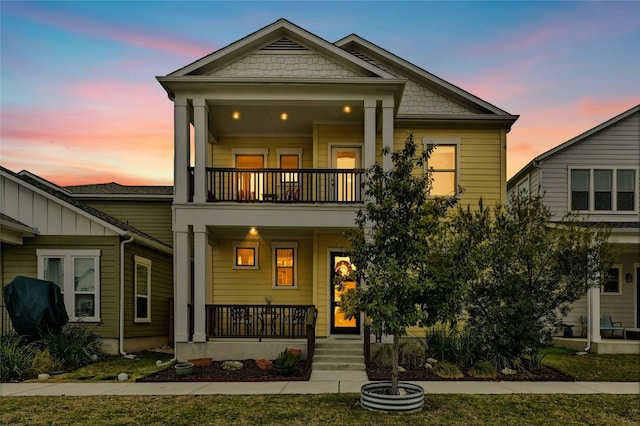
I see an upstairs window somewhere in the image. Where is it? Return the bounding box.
[37,249,101,322]
[570,168,636,212]
[424,138,460,196]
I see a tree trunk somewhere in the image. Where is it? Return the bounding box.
[391,334,399,395]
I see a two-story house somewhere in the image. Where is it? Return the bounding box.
[508,105,640,351]
[157,19,518,362]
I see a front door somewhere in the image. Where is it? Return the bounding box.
[330,252,360,335]
[636,266,640,328]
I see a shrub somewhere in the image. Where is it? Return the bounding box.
[0,334,36,381]
[43,324,103,369]
[32,347,64,374]
[433,361,464,378]
[398,340,426,368]
[274,348,298,369]
[424,325,475,367]
[468,360,497,378]
[371,344,393,368]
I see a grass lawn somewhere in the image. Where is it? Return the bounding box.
[542,347,640,382]
[1,394,639,425]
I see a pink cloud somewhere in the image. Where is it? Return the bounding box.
[10,4,215,57]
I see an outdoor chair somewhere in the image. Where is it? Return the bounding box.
[579,315,588,337]
[285,307,307,337]
[230,306,253,335]
[600,314,624,338]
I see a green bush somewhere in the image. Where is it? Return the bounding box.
[424,325,475,367]
[468,360,497,378]
[399,340,426,368]
[42,325,103,369]
[433,361,464,378]
[274,348,298,369]
[0,334,36,381]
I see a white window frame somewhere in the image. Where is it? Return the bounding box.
[37,249,101,322]
[271,241,298,289]
[568,167,638,213]
[134,255,152,323]
[232,241,260,270]
[423,138,461,197]
[602,264,622,295]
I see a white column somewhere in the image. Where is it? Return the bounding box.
[193,98,209,204]
[174,96,190,203]
[382,97,394,171]
[589,286,601,343]
[192,224,210,342]
[364,98,376,169]
[174,229,191,342]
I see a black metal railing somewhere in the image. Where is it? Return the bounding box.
[205,304,315,341]
[189,168,364,204]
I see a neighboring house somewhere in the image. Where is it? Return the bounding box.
[0,166,174,354]
[507,105,640,347]
[156,19,518,361]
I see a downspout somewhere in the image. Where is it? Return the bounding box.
[119,236,135,356]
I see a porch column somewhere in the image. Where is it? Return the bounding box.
[174,228,191,342]
[174,96,190,203]
[588,286,602,343]
[364,98,376,169]
[382,97,394,172]
[193,98,209,204]
[192,224,210,342]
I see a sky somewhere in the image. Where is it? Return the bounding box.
[1,1,639,186]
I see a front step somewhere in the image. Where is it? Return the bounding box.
[312,339,366,371]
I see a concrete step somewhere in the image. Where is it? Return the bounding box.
[312,338,366,371]
[312,361,366,371]
[314,348,363,356]
[313,354,365,364]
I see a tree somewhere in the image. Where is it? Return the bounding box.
[451,192,613,370]
[340,132,466,394]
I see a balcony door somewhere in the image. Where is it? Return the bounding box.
[236,154,264,201]
[330,252,360,335]
[330,146,361,202]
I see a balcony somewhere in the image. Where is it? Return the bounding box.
[189,168,364,204]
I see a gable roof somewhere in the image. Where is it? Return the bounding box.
[1,167,172,253]
[508,104,640,187]
[65,182,173,199]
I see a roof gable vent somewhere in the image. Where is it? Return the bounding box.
[262,37,308,51]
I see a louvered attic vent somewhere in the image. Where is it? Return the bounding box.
[348,49,375,64]
[261,37,308,50]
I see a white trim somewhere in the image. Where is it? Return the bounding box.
[271,241,298,289]
[276,148,303,167]
[36,249,101,322]
[423,138,461,196]
[634,263,640,328]
[232,241,260,269]
[568,167,638,213]
[133,255,152,323]
[231,148,269,167]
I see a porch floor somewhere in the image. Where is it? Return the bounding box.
[552,337,640,354]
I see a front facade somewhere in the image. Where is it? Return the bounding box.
[508,105,640,348]
[158,19,518,361]
[0,167,174,354]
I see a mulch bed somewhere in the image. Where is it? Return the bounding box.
[367,364,575,382]
[138,359,573,382]
[137,359,311,382]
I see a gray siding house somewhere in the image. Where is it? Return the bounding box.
[508,105,640,349]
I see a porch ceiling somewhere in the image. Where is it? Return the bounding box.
[207,100,364,137]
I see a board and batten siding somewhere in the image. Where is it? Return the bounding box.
[538,111,640,220]
[0,235,121,338]
[122,243,173,339]
[83,200,173,246]
[0,175,120,237]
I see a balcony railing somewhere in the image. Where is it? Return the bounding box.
[189,168,364,203]
[205,304,316,340]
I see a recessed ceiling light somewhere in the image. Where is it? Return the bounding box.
[249,227,258,235]
[343,105,352,114]
[232,111,240,120]
[280,112,288,121]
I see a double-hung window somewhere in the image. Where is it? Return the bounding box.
[272,242,298,288]
[134,256,152,323]
[424,138,460,196]
[570,168,636,212]
[37,249,101,322]
[602,266,622,294]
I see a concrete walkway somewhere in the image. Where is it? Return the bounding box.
[1,371,638,397]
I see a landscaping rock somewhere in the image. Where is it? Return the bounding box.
[221,360,244,371]
[501,367,517,375]
[425,363,433,369]
[398,366,406,373]
[427,358,438,364]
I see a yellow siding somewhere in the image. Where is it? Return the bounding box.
[211,137,313,168]
[314,124,364,168]
[211,237,313,306]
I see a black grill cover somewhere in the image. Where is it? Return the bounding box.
[3,276,69,339]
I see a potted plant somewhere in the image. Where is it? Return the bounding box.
[273,348,298,375]
[174,362,194,376]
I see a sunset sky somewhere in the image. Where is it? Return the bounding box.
[1,1,639,186]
